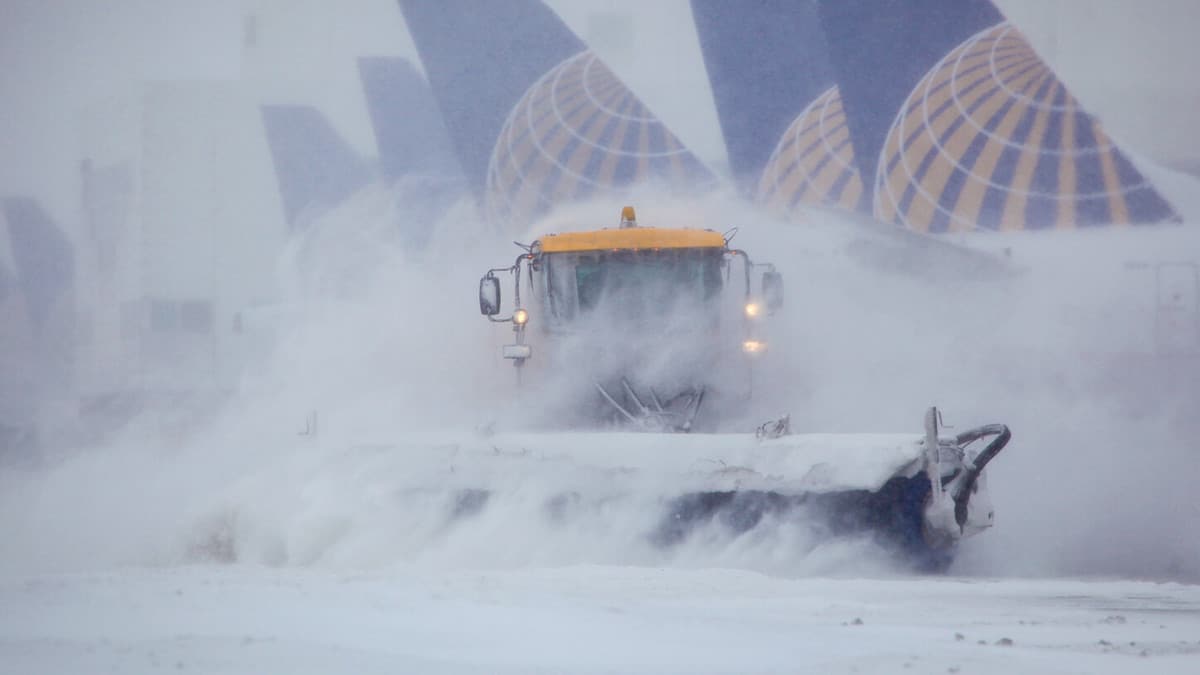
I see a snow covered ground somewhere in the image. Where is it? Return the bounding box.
[3,566,1199,674]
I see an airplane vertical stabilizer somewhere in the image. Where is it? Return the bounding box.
[818,0,1178,231]
[399,0,583,198]
[399,0,714,231]
[691,1,875,217]
[690,0,833,188]
[357,56,461,182]
[260,105,371,229]
[1,197,75,433]
[0,197,74,333]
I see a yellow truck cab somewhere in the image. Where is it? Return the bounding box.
[478,206,781,430]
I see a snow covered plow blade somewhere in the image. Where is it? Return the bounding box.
[656,408,1010,568]
[394,408,1008,570]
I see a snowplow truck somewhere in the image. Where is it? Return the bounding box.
[475,207,1010,569]
[479,205,779,431]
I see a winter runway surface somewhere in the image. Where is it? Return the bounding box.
[2,566,1198,674]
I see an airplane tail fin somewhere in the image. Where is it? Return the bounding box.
[691,0,1179,229]
[0,197,75,332]
[356,56,461,181]
[259,105,371,228]
[690,0,835,188]
[399,0,714,230]
[398,0,583,197]
[817,0,1179,230]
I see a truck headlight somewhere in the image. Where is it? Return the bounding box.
[744,301,762,319]
[513,308,529,325]
[742,339,766,354]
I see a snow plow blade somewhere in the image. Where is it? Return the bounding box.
[428,431,930,494]
[385,408,1008,570]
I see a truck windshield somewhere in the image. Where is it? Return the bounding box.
[546,249,723,320]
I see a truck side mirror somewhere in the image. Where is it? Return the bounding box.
[762,271,783,313]
[479,275,501,316]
